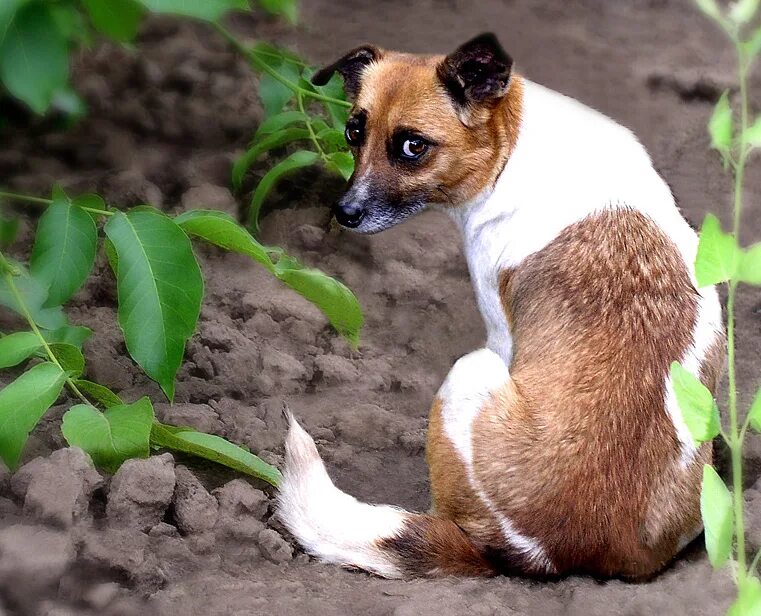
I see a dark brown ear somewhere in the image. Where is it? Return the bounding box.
[311,45,381,99]
[437,33,513,108]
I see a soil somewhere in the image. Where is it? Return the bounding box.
[0,0,760,614]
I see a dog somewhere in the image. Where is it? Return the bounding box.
[275,33,726,580]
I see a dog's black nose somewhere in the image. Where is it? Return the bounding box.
[334,203,365,228]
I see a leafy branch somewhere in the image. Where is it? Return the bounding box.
[673,1,761,612]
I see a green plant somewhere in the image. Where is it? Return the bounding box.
[0,185,361,485]
[0,0,295,115]
[217,29,354,230]
[671,0,761,612]
[0,0,363,484]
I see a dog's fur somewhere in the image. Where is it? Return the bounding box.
[276,33,725,579]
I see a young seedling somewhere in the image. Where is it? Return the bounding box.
[673,1,761,612]
[0,186,361,485]
[215,28,354,230]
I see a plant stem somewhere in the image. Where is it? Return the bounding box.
[0,191,51,206]
[0,190,113,217]
[727,38,751,581]
[3,270,91,405]
[212,22,352,109]
[298,92,330,165]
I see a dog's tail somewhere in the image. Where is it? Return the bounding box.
[275,414,494,578]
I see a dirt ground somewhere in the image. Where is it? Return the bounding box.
[1,0,760,614]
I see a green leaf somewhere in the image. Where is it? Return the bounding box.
[0,0,25,46]
[73,380,123,408]
[0,263,67,329]
[327,151,354,181]
[696,0,724,20]
[82,0,144,42]
[739,243,761,285]
[255,110,307,137]
[709,91,733,153]
[175,209,273,269]
[177,210,364,343]
[748,386,761,432]
[0,214,19,248]
[48,343,85,378]
[134,0,246,21]
[309,70,350,128]
[150,422,282,486]
[670,361,720,443]
[249,150,319,230]
[41,325,92,348]
[0,332,41,368]
[0,362,66,469]
[0,3,69,113]
[232,128,311,190]
[257,61,301,118]
[730,0,760,23]
[30,188,98,307]
[62,398,153,472]
[274,255,363,346]
[729,576,761,616]
[104,209,203,400]
[695,214,741,286]
[257,0,297,22]
[701,464,733,569]
[745,26,761,57]
[745,116,761,148]
[317,127,349,153]
[73,193,109,219]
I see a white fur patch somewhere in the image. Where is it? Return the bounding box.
[666,286,724,465]
[276,415,406,578]
[438,349,555,573]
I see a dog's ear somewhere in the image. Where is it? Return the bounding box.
[437,33,513,119]
[311,45,382,99]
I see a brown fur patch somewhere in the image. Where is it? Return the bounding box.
[461,208,720,578]
[427,399,503,544]
[351,56,523,207]
[377,513,495,577]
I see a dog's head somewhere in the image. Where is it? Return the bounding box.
[312,33,521,234]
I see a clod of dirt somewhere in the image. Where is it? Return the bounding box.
[149,522,181,538]
[180,184,238,217]
[100,168,163,209]
[173,466,218,535]
[154,402,222,435]
[12,448,103,529]
[257,528,293,563]
[80,527,149,577]
[313,354,360,386]
[0,525,75,607]
[213,479,268,541]
[107,454,176,531]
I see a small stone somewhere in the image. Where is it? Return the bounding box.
[173,466,218,534]
[107,454,176,531]
[181,184,238,217]
[257,528,293,563]
[10,457,48,500]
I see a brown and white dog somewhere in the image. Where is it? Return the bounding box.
[276,33,726,580]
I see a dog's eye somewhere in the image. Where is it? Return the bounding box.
[345,126,363,146]
[401,138,428,160]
